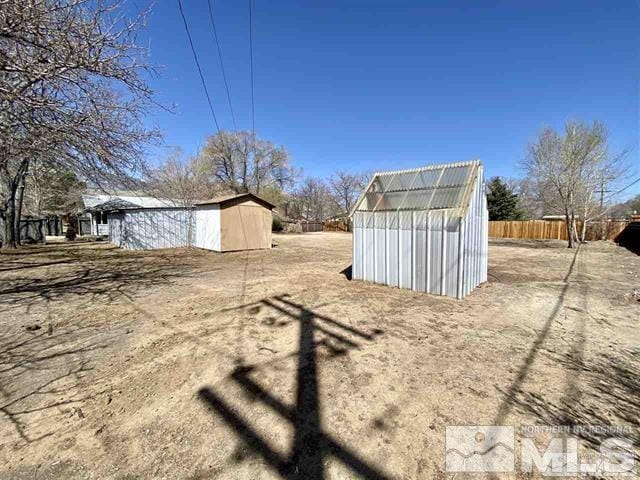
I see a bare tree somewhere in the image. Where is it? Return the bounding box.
[146,149,215,209]
[200,131,295,195]
[506,178,544,220]
[609,194,640,219]
[145,149,219,247]
[328,171,366,216]
[0,0,160,248]
[292,177,332,222]
[524,121,627,247]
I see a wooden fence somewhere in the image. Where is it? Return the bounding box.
[0,217,47,246]
[281,220,324,233]
[489,220,629,241]
[323,219,350,232]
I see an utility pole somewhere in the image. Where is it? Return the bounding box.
[595,176,611,241]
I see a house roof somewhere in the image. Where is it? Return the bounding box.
[82,191,178,210]
[88,198,142,211]
[350,160,481,217]
[195,192,275,209]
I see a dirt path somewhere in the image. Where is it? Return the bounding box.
[0,234,638,479]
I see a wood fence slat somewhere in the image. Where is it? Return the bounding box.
[488,219,628,241]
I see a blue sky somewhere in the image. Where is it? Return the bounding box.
[136,0,639,199]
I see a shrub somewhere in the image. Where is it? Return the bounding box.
[65,225,77,241]
[284,222,303,234]
[272,217,283,232]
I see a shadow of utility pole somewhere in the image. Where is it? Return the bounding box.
[198,294,390,480]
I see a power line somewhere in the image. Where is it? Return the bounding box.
[177,0,220,133]
[206,0,237,131]
[606,176,640,200]
[248,0,255,139]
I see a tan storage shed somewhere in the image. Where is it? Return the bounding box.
[195,193,274,252]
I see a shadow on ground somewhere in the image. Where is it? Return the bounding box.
[198,294,389,479]
[491,244,639,471]
[340,265,352,281]
[489,238,568,250]
[0,243,201,309]
[509,349,640,461]
[0,324,129,443]
[491,246,582,427]
[0,242,202,443]
[615,222,640,256]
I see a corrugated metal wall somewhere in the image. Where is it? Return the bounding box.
[352,168,488,299]
[108,208,194,250]
[461,169,488,297]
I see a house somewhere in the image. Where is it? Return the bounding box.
[349,160,488,299]
[81,190,178,236]
[93,191,274,252]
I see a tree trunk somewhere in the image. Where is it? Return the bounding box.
[571,215,580,245]
[564,211,574,248]
[14,171,27,246]
[2,189,17,249]
[580,218,587,243]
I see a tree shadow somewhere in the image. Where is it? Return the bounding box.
[0,242,203,443]
[492,245,581,425]
[507,349,640,462]
[0,241,113,257]
[197,294,389,479]
[0,259,76,273]
[0,243,201,310]
[489,238,567,250]
[0,324,129,444]
[490,244,639,473]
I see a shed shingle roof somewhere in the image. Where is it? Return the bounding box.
[195,192,275,209]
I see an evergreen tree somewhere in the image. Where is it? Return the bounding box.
[487,177,524,220]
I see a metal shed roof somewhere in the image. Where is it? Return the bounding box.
[350,160,480,217]
[195,192,275,209]
[82,191,178,210]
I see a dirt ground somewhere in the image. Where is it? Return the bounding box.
[0,233,638,479]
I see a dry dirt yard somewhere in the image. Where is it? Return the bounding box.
[0,232,638,479]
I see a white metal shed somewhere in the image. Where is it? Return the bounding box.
[350,160,488,299]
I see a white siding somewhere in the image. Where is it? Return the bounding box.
[351,165,488,299]
[462,169,489,296]
[387,212,399,287]
[353,212,363,281]
[374,212,386,284]
[108,213,124,247]
[363,212,375,282]
[108,208,194,250]
[195,205,221,251]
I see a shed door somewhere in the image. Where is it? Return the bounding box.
[195,206,221,251]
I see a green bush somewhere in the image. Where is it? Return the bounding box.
[272,217,283,232]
